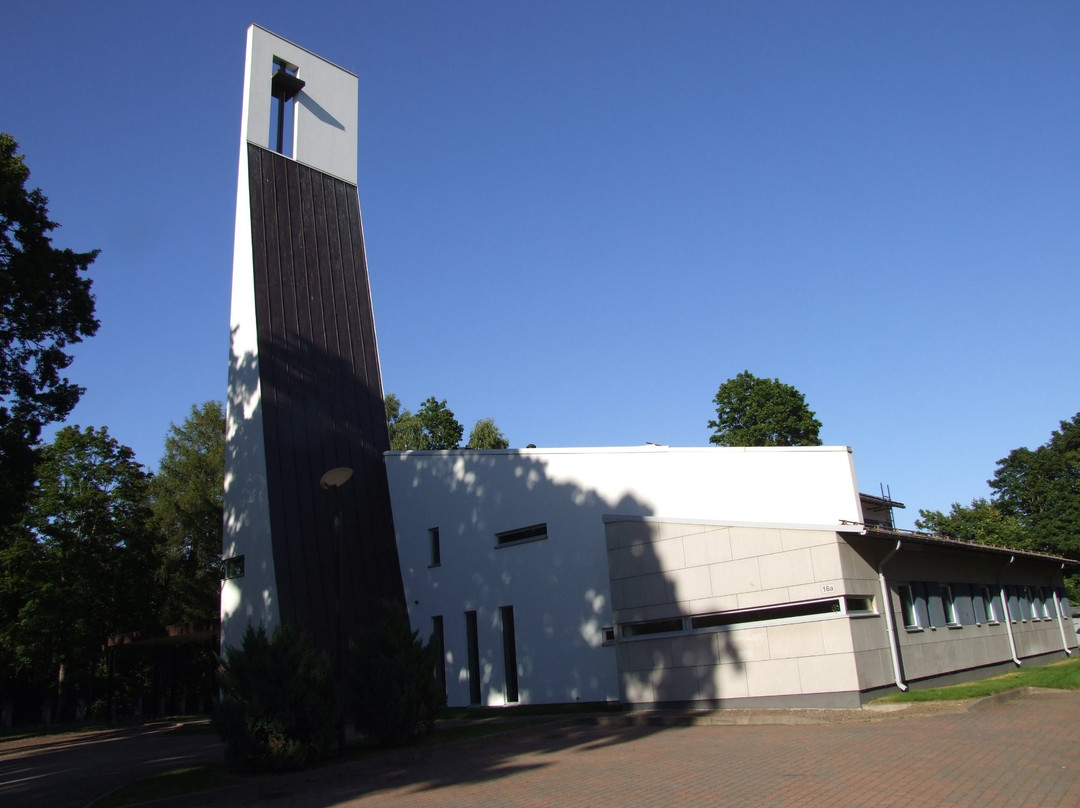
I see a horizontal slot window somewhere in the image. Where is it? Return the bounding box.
[496,523,548,547]
[690,599,841,630]
[621,618,685,637]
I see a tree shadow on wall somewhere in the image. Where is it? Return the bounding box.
[389,447,744,712]
[226,329,748,799]
[224,325,404,669]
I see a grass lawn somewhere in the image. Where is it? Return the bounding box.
[870,655,1080,704]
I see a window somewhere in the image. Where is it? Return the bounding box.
[602,626,616,644]
[428,527,441,567]
[953,583,976,625]
[1002,591,1019,622]
[899,585,920,629]
[223,555,245,579]
[981,586,997,622]
[465,610,481,705]
[501,606,519,703]
[1039,587,1055,619]
[495,523,548,547]
[270,57,304,156]
[973,586,988,624]
[844,596,874,614]
[1007,587,1021,622]
[689,599,841,631]
[1019,587,1033,621]
[622,618,685,637]
[940,584,959,626]
[619,597,869,641]
[432,616,446,698]
[927,585,947,628]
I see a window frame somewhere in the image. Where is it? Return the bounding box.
[940,583,960,627]
[495,522,548,548]
[898,584,921,630]
[982,585,1000,624]
[428,526,441,567]
[223,555,245,580]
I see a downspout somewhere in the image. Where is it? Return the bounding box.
[1053,563,1074,656]
[877,539,908,691]
[999,555,1022,667]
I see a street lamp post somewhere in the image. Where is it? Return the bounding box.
[320,466,353,756]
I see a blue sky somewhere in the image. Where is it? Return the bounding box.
[4,2,1077,528]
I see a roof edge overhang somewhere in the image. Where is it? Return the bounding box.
[857,525,1077,566]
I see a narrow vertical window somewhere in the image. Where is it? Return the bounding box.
[1007,587,1020,622]
[983,586,999,623]
[431,615,446,698]
[429,527,441,567]
[898,585,919,629]
[927,584,946,628]
[465,610,481,705]
[270,57,304,157]
[501,605,519,703]
[953,583,975,625]
[1040,587,1055,619]
[973,586,988,624]
[912,582,931,628]
[940,584,958,626]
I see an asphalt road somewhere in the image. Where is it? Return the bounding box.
[0,721,223,808]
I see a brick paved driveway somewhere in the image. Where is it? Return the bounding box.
[156,689,1079,808]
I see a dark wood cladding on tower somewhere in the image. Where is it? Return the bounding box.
[247,143,404,657]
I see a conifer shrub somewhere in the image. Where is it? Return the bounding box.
[214,624,340,772]
[350,601,446,747]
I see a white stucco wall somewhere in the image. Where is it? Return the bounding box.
[385,445,863,707]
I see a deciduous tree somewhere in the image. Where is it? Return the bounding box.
[384,394,463,450]
[150,401,225,624]
[916,413,1080,602]
[915,498,1025,549]
[990,413,1080,562]
[0,134,99,527]
[708,371,822,447]
[467,417,509,449]
[13,426,157,717]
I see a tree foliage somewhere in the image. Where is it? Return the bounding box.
[150,401,225,624]
[467,417,510,449]
[215,624,340,772]
[0,404,228,724]
[349,601,444,747]
[0,133,99,527]
[3,426,157,715]
[916,413,1080,601]
[707,371,822,447]
[386,393,509,451]
[990,413,1080,561]
[914,498,1025,549]
[385,394,464,450]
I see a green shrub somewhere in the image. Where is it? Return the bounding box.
[350,601,446,747]
[214,624,340,772]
